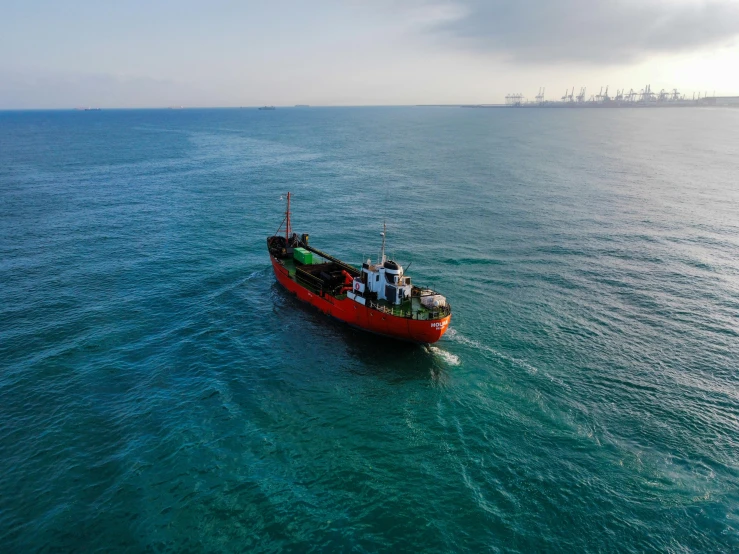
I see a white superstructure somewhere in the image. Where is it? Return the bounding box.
[354,259,412,306]
[347,222,447,310]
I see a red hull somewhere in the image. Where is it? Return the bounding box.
[270,256,451,344]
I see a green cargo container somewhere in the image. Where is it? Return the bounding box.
[293,247,313,265]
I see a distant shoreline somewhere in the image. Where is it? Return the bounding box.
[1,104,737,112]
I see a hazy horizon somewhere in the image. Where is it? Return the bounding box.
[3,0,739,109]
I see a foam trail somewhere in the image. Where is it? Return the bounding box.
[428,346,461,366]
[445,329,537,374]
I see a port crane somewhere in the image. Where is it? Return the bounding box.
[505,93,524,106]
[640,85,656,102]
[517,83,707,107]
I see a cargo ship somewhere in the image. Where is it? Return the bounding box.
[267,193,452,343]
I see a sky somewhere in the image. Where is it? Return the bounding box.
[1,0,739,108]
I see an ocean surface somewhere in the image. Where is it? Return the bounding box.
[1,106,738,553]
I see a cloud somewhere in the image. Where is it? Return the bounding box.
[422,0,739,64]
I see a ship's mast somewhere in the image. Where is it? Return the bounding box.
[285,192,291,241]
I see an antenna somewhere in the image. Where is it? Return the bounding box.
[379,221,387,264]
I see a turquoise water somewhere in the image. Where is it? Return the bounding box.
[1,107,738,552]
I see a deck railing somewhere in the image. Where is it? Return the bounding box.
[366,300,451,320]
[293,264,452,320]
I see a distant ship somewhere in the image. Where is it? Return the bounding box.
[294,104,310,108]
[267,193,452,343]
[258,106,276,110]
